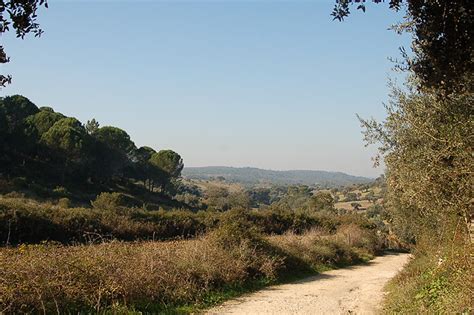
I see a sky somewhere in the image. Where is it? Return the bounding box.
[1,0,411,178]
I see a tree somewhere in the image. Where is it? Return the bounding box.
[41,117,89,156]
[228,191,251,210]
[85,118,99,135]
[345,192,358,202]
[248,188,271,207]
[0,95,39,133]
[333,1,473,95]
[309,191,335,211]
[365,191,377,204]
[206,186,230,211]
[92,126,136,179]
[133,146,157,191]
[41,117,91,181]
[360,84,473,242]
[135,146,156,162]
[0,95,39,165]
[149,150,184,178]
[1,0,48,87]
[94,126,136,157]
[148,150,183,194]
[25,107,65,135]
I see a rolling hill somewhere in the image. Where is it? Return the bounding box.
[182,166,373,187]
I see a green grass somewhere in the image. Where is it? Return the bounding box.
[383,242,473,314]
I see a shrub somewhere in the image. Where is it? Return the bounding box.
[57,197,71,208]
[91,192,141,211]
[53,186,69,197]
[3,191,25,199]
[0,226,379,314]
[0,195,380,246]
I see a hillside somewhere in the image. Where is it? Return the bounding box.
[182,166,372,187]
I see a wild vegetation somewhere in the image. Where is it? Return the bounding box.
[0,102,392,313]
[0,209,382,313]
[338,1,474,313]
[0,144,393,313]
[0,95,185,208]
[1,0,472,313]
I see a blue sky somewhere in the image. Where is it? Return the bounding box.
[2,1,410,177]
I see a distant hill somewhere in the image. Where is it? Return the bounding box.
[182,166,372,187]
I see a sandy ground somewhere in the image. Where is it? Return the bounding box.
[206,253,410,315]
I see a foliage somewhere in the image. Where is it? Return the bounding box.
[25,107,64,135]
[0,195,380,245]
[350,1,474,309]
[333,1,473,95]
[0,224,379,313]
[308,191,335,211]
[0,95,184,200]
[149,149,184,178]
[41,117,90,158]
[360,85,473,245]
[0,0,48,87]
[384,242,473,313]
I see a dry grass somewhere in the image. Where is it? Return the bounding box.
[0,222,380,313]
[269,224,379,268]
[0,237,273,313]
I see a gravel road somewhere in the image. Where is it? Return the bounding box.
[206,253,410,315]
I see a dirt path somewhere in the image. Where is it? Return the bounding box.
[206,253,410,315]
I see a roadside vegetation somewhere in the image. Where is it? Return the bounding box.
[0,1,472,313]
[1,209,382,313]
[343,1,473,313]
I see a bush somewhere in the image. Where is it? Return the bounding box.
[0,226,379,313]
[57,197,71,208]
[91,192,141,211]
[0,195,380,246]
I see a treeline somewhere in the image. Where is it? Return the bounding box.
[0,95,183,196]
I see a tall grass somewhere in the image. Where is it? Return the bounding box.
[0,214,380,313]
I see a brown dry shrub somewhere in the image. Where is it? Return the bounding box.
[0,229,286,313]
[334,223,381,252]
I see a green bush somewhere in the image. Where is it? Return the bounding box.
[91,192,141,211]
[0,195,380,246]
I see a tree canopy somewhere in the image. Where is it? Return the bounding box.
[0,95,184,196]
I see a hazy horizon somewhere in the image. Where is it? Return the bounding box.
[183,164,376,178]
[3,1,410,177]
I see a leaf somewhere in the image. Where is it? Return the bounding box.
[357,5,366,13]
